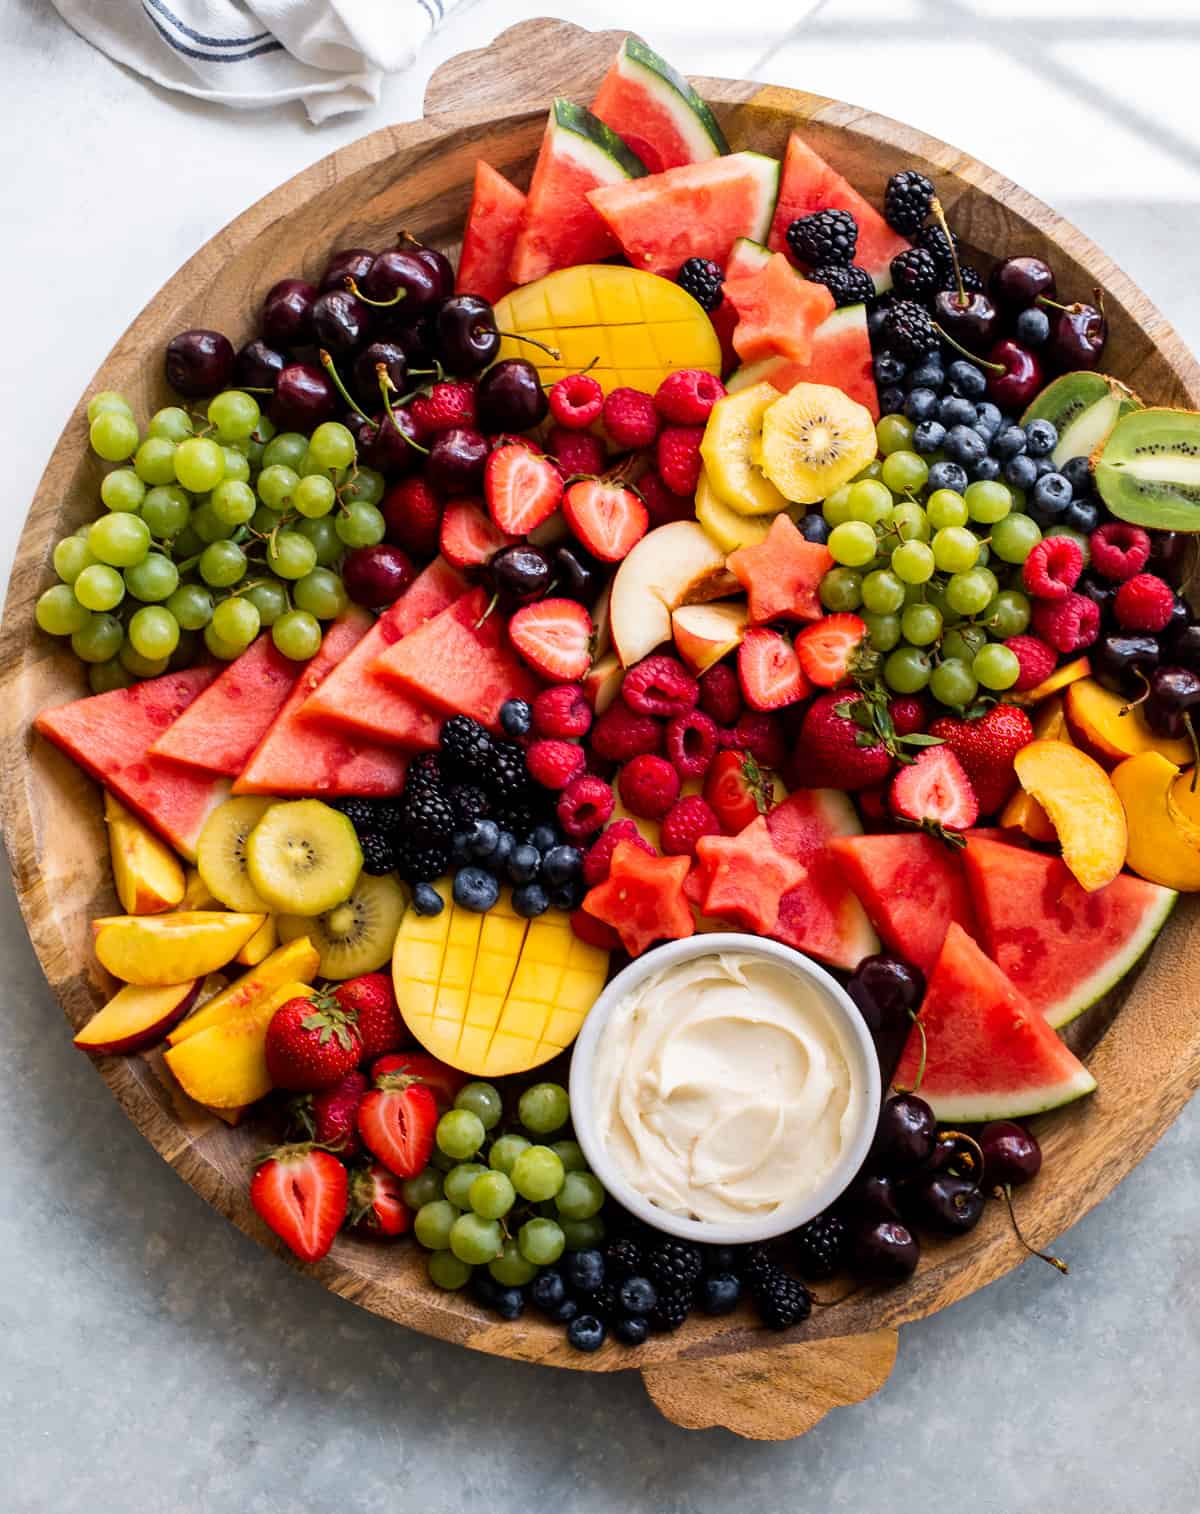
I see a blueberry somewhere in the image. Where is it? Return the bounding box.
[927,460,969,495]
[499,698,532,739]
[542,844,583,885]
[796,512,830,544]
[1003,454,1039,491]
[488,829,515,874]
[913,419,947,455]
[1015,307,1050,346]
[618,1276,658,1316]
[1024,418,1058,457]
[867,303,891,342]
[969,456,1002,483]
[992,425,1028,461]
[1034,455,1056,478]
[612,1315,649,1346]
[947,360,987,399]
[1064,498,1100,534]
[450,830,472,865]
[1062,456,1092,494]
[1032,471,1072,516]
[566,1314,606,1352]
[903,386,939,422]
[453,867,500,912]
[512,881,550,918]
[531,1269,566,1311]
[944,424,987,466]
[908,357,944,390]
[493,1286,526,1321]
[702,1245,742,1274]
[879,385,905,415]
[467,817,500,859]
[412,882,445,916]
[874,353,907,387]
[699,1273,742,1316]
[974,401,1003,439]
[565,1248,605,1294]
[529,824,558,853]
[549,880,584,911]
[508,842,541,883]
[548,1295,580,1323]
[938,394,977,428]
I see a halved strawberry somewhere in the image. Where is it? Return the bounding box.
[889,745,979,832]
[249,1144,348,1263]
[703,747,774,833]
[349,1162,411,1237]
[370,1050,467,1111]
[793,613,868,688]
[439,499,517,570]
[562,479,648,563]
[485,444,564,535]
[737,627,810,711]
[509,597,593,681]
[357,1078,438,1178]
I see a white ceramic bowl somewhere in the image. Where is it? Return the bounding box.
[569,933,882,1245]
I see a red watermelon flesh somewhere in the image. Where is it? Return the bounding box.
[590,36,728,174]
[148,635,301,775]
[730,304,880,419]
[35,667,229,860]
[893,923,1096,1122]
[709,239,770,374]
[767,132,910,292]
[724,252,835,365]
[828,832,976,976]
[457,161,526,304]
[763,789,880,970]
[371,587,541,733]
[234,609,408,798]
[962,836,1177,1030]
[300,558,465,749]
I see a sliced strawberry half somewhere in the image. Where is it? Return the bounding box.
[439,499,517,570]
[370,1050,467,1111]
[737,627,810,711]
[794,613,868,688]
[509,597,593,681]
[889,745,979,833]
[350,1162,411,1237]
[562,479,648,563]
[249,1144,348,1263]
[485,443,564,535]
[356,1079,438,1178]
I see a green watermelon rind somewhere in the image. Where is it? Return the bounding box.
[551,97,647,182]
[1040,884,1177,1030]
[618,37,729,160]
[920,1063,1098,1125]
[725,236,771,280]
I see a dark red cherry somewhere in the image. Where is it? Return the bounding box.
[1044,299,1106,370]
[358,407,424,475]
[1167,623,1200,672]
[342,544,416,608]
[846,954,925,1085]
[989,255,1056,309]
[233,339,285,392]
[839,1172,902,1223]
[932,289,998,348]
[363,250,440,316]
[261,278,317,348]
[312,289,371,355]
[984,339,1043,411]
[979,1121,1042,1188]
[352,341,410,412]
[436,294,500,375]
[847,1218,919,1284]
[551,541,604,605]
[1092,633,1160,697]
[410,244,454,298]
[476,358,549,433]
[870,1093,937,1176]
[905,1173,985,1235]
[427,426,490,495]
[270,362,337,430]
[1148,528,1189,587]
[165,329,234,397]
[320,247,376,293]
[488,544,552,606]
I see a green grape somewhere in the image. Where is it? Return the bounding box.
[861,569,906,615]
[87,391,133,423]
[900,602,943,646]
[251,504,283,535]
[53,535,96,584]
[90,410,139,462]
[254,415,276,443]
[128,605,180,660]
[199,540,248,588]
[75,563,125,612]
[819,567,863,612]
[175,436,226,493]
[267,531,319,580]
[335,501,386,549]
[862,610,901,652]
[517,1217,565,1267]
[828,520,877,569]
[964,479,1013,525]
[220,448,252,484]
[244,580,288,627]
[926,488,968,529]
[443,1162,489,1209]
[942,625,987,664]
[133,437,178,486]
[256,464,299,510]
[454,1081,503,1130]
[876,414,915,455]
[932,525,980,574]
[401,1167,443,1209]
[555,1170,604,1220]
[883,645,933,693]
[488,1132,531,1176]
[124,554,179,603]
[560,1216,606,1250]
[551,1140,587,1173]
[855,458,884,482]
[100,468,146,513]
[295,516,343,567]
[437,1108,485,1160]
[427,1250,472,1290]
[36,584,90,636]
[945,569,995,617]
[511,1145,566,1202]
[72,613,123,663]
[204,622,245,660]
[990,512,1042,565]
[209,480,256,527]
[430,1147,457,1173]
[975,567,999,601]
[141,485,191,540]
[293,474,337,519]
[469,1170,516,1221]
[293,568,347,620]
[891,539,935,585]
[983,589,1031,639]
[881,450,929,496]
[167,583,214,630]
[976,542,991,568]
[1046,524,1090,565]
[821,484,854,527]
[207,389,260,442]
[414,1199,460,1250]
[190,503,235,544]
[973,643,1020,691]
[489,1239,538,1287]
[271,609,322,661]
[449,1212,503,1266]
[884,500,930,543]
[211,596,260,649]
[88,657,134,694]
[89,512,151,568]
[930,658,979,708]
[341,467,385,506]
[308,421,357,471]
[261,431,310,471]
[148,406,194,443]
[119,644,169,678]
[846,479,893,526]
[240,436,266,471]
[169,629,200,669]
[518,1082,570,1135]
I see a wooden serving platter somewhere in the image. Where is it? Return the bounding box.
[3,18,1200,1442]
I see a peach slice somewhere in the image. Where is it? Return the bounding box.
[1167,768,1200,849]
[1000,696,1072,843]
[1012,739,1127,892]
[1112,751,1200,891]
[1011,655,1091,706]
[671,600,749,674]
[74,980,201,1056]
[167,934,319,1044]
[104,792,185,915]
[1064,677,1192,768]
[92,910,265,986]
[164,979,315,1108]
[609,520,738,668]
[582,650,623,714]
[180,868,221,910]
[236,914,278,967]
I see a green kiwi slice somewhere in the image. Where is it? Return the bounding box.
[195,796,275,913]
[1021,371,1141,467]
[1093,407,1200,531]
[277,873,408,978]
[245,799,362,916]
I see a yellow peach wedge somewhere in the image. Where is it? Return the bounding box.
[1064,677,1192,768]
[1010,655,1091,706]
[74,980,201,1057]
[1012,740,1127,892]
[166,934,319,1045]
[235,914,278,967]
[1000,696,1072,843]
[164,979,315,1109]
[1166,769,1200,850]
[1112,752,1200,891]
[92,910,265,986]
[180,868,221,911]
[104,792,185,915]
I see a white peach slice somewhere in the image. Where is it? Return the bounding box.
[609,521,738,668]
[671,600,749,674]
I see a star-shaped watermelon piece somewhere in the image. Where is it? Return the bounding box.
[581,841,694,958]
[695,816,808,936]
[726,513,832,625]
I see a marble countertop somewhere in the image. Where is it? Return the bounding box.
[2,1,1198,1508]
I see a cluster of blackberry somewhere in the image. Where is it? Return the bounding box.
[784,207,876,309]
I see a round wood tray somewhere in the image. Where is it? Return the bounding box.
[3,18,1199,1441]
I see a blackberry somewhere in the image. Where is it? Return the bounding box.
[589,1282,620,1320]
[448,783,491,826]
[487,740,531,804]
[889,246,940,300]
[884,169,934,236]
[402,786,455,842]
[676,256,725,313]
[753,1268,812,1331]
[405,753,444,792]
[738,1244,774,1289]
[393,835,450,883]
[916,222,959,277]
[787,208,858,267]
[807,264,875,308]
[791,1214,847,1281]
[884,299,939,361]
[440,715,494,777]
[330,797,380,832]
[359,830,398,876]
[605,1236,644,1281]
[645,1239,703,1293]
[648,1286,691,1334]
[938,264,984,295]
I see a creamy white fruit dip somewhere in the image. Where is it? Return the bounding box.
[591,950,865,1226]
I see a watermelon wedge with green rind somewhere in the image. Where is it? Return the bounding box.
[588,152,781,279]
[457,161,526,304]
[591,35,728,173]
[962,835,1177,1029]
[764,789,880,971]
[727,303,879,419]
[509,98,646,286]
[894,923,1097,1122]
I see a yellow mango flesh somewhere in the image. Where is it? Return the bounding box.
[1113,751,1200,891]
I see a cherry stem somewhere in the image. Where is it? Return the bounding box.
[811,1282,865,1308]
[933,321,1005,374]
[346,276,407,309]
[1118,667,1152,715]
[1185,710,1199,777]
[319,349,370,421]
[492,328,562,360]
[929,196,967,308]
[474,590,500,630]
[935,1129,985,1182]
[994,1184,1069,1274]
[892,1013,927,1095]
[377,366,429,453]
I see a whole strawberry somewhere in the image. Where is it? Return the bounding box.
[333,973,407,1062]
[928,703,1035,815]
[409,380,477,437]
[265,993,363,1092]
[382,477,443,558]
[349,1163,411,1237]
[791,692,894,791]
[293,1069,369,1156]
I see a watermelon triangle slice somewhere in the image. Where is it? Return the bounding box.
[456,161,526,305]
[728,304,880,420]
[590,36,728,173]
[962,835,1177,1029]
[764,789,880,970]
[894,923,1097,1121]
[233,609,409,798]
[34,667,230,860]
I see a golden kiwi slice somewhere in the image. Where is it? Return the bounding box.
[277,873,408,978]
[245,799,362,917]
[758,382,876,503]
[195,796,276,913]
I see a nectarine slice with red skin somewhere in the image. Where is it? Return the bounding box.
[1011,655,1091,706]
[92,911,266,987]
[104,792,185,916]
[1112,751,1200,891]
[1064,677,1192,768]
[164,980,316,1108]
[1012,740,1127,892]
[74,980,201,1057]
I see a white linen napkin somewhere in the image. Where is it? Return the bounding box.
[50,0,459,123]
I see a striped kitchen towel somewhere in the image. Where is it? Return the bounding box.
[50,0,459,123]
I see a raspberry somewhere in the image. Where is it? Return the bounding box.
[532,684,592,740]
[726,711,785,768]
[409,381,477,437]
[603,387,659,450]
[569,907,623,951]
[556,773,615,840]
[661,794,721,858]
[1005,634,1058,692]
[590,702,663,762]
[621,654,699,718]
[654,369,726,425]
[638,470,694,528]
[1090,521,1151,582]
[1031,592,1101,654]
[665,709,719,779]
[618,753,681,820]
[698,663,742,726]
[381,477,442,558]
[1114,572,1175,632]
[583,819,655,887]
[548,426,607,480]
[656,425,705,496]
[548,373,603,430]
[1022,536,1084,601]
[525,739,586,791]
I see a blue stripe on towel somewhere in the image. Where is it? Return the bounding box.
[143,0,271,47]
[142,6,283,61]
